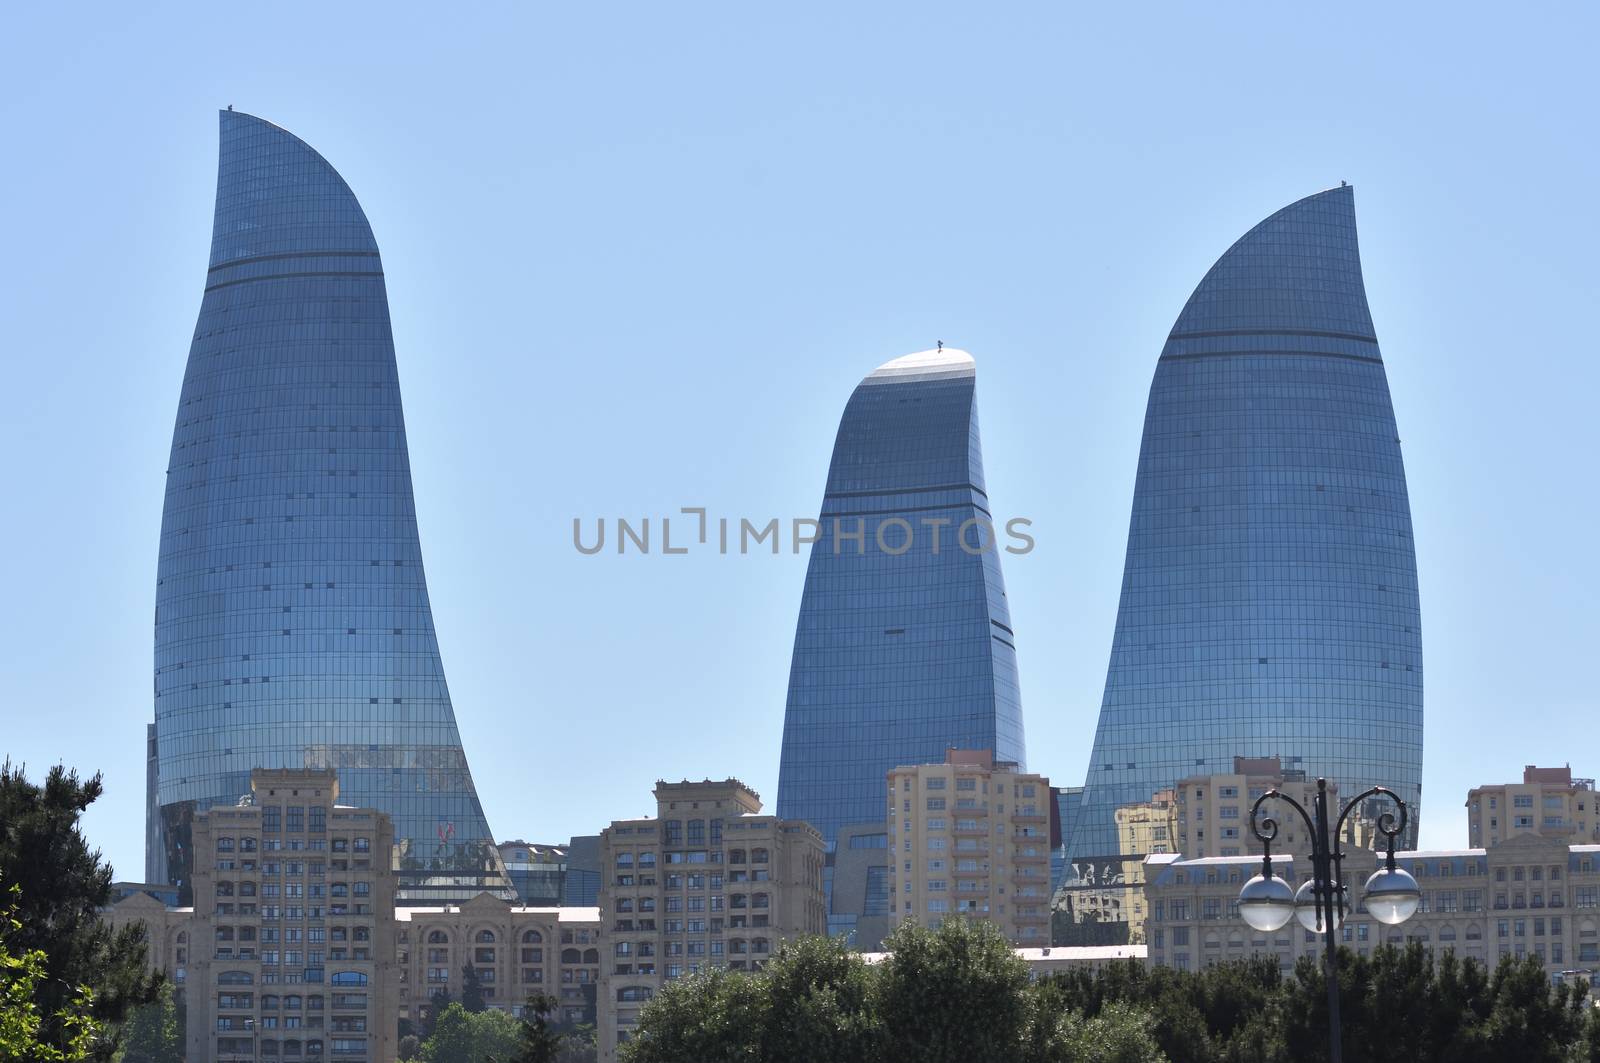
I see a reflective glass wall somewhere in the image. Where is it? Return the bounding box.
[776,348,1027,934]
[149,111,508,903]
[1069,186,1423,868]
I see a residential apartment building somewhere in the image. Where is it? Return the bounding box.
[1468,766,1599,847]
[1173,758,1329,861]
[1056,760,1327,945]
[598,779,826,1060]
[887,750,1054,946]
[110,769,402,1062]
[1143,833,1600,989]
[396,894,601,1028]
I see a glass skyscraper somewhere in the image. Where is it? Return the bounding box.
[776,347,1027,936]
[148,111,509,904]
[1068,185,1423,871]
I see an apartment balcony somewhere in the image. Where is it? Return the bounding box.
[953,883,989,897]
[953,824,989,837]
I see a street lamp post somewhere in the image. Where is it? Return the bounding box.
[1235,779,1421,1063]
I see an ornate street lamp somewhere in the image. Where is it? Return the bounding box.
[1235,778,1420,1063]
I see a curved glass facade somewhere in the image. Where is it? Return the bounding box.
[1069,186,1423,862]
[776,348,1027,856]
[149,111,507,903]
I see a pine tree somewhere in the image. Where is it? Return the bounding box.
[0,761,162,1058]
[460,964,487,1013]
[508,993,565,1063]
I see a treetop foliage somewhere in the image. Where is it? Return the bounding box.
[619,918,1600,1063]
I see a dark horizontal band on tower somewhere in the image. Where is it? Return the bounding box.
[209,250,382,273]
[818,501,994,520]
[1161,348,1384,366]
[824,482,989,501]
[205,271,386,293]
[1168,328,1379,343]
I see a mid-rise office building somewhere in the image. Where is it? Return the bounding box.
[1468,766,1599,847]
[598,779,825,1060]
[149,109,509,905]
[1071,185,1424,877]
[776,347,1028,939]
[496,841,570,906]
[887,750,1053,945]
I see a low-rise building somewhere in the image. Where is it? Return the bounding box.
[1468,766,1600,847]
[1016,943,1147,977]
[597,779,825,1060]
[1142,833,1600,989]
[396,895,601,1028]
[887,750,1054,946]
[496,841,570,906]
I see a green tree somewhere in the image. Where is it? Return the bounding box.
[417,986,453,1041]
[873,918,1033,1062]
[112,982,181,1063]
[757,934,875,1063]
[1031,1001,1169,1063]
[0,762,161,1058]
[1,885,100,1062]
[620,968,766,1063]
[503,993,564,1063]
[397,1033,420,1060]
[460,964,487,1013]
[418,1002,521,1063]
[555,1023,596,1063]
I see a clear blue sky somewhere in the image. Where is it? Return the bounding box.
[2,3,1596,879]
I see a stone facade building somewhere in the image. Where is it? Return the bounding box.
[1468,766,1600,848]
[112,769,401,1062]
[1143,833,1600,989]
[598,779,825,1060]
[886,749,1053,946]
[396,895,601,1028]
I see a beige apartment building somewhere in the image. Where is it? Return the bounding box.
[110,769,401,1063]
[1057,759,1327,944]
[1142,833,1600,989]
[598,779,826,1060]
[1173,757,1330,861]
[887,749,1054,946]
[396,895,601,1029]
[1468,765,1600,848]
